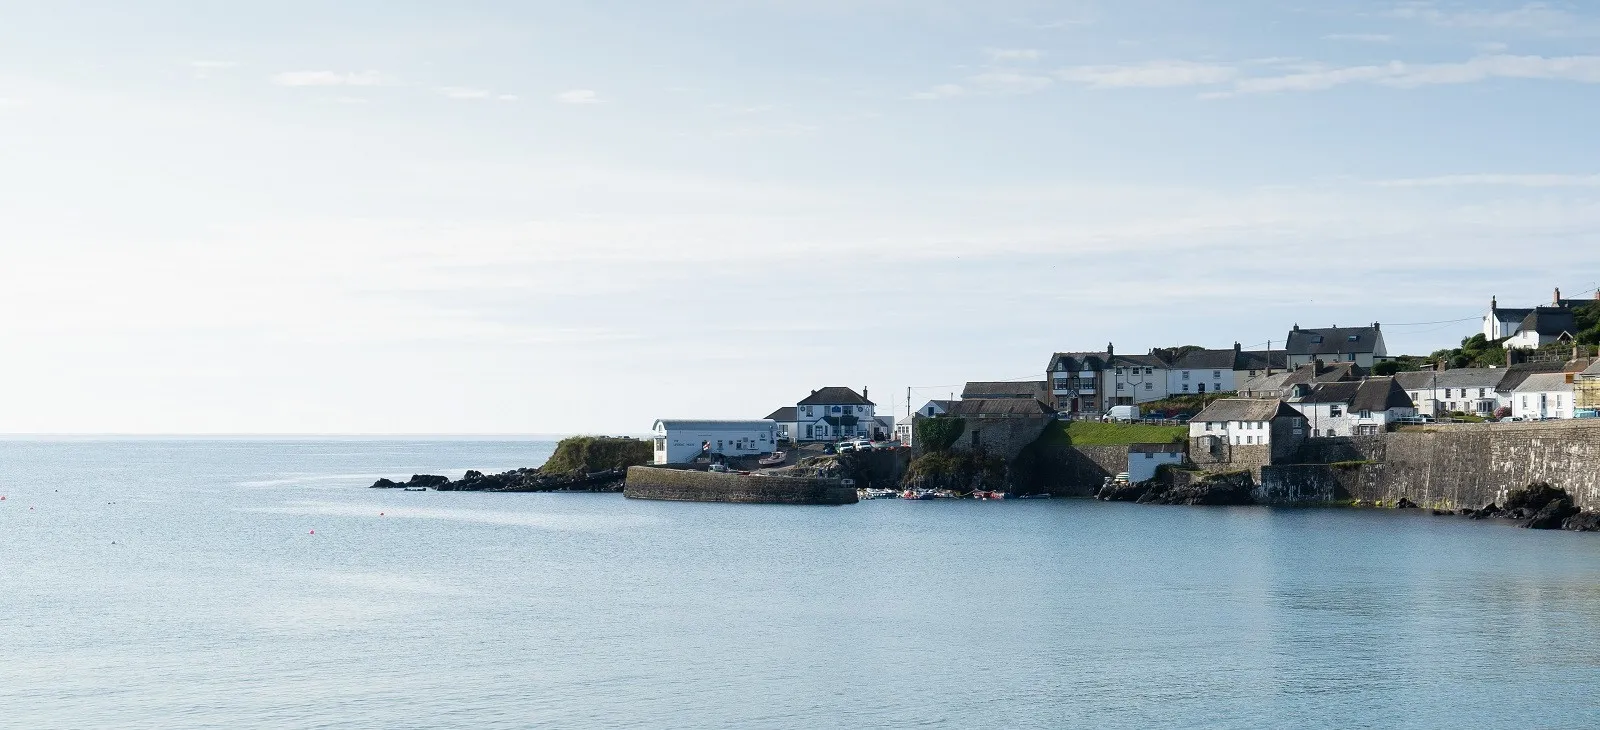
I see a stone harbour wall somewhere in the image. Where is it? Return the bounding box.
[1355,421,1600,511]
[624,466,858,505]
[1033,444,1129,497]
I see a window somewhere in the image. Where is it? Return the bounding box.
[1182,384,1190,392]
[654,437,666,450]
[1348,335,1359,342]
[1144,452,1153,459]
[805,406,814,417]
[805,424,814,438]
[1183,371,1191,380]
[1054,378,1069,391]
[1330,405,1343,417]
[1360,410,1372,419]
[1115,367,1123,375]
[1247,436,1254,444]
[1557,395,1564,406]
[1312,335,1324,344]
[1213,370,1222,379]
[1145,382,1153,390]
[1205,423,1214,431]
[1345,353,1356,361]
[1444,389,1452,398]
[1522,396,1529,408]
[1479,388,1487,397]
[1117,383,1124,391]
[1145,367,1154,375]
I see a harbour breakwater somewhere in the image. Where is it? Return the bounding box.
[623,466,858,505]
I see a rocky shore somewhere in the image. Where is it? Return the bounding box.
[1095,471,1255,506]
[369,436,650,493]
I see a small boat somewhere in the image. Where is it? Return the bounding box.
[758,451,787,467]
[973,490,1008,500]
[403,487,427,492]
[900,488,937,500]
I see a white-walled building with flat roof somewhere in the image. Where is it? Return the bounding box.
[651,420,776,464]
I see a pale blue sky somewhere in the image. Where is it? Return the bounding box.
[2,0,1598,433]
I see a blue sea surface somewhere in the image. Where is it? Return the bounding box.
[2,439,1598,729]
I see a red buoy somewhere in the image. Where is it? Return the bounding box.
[309,529,315,534]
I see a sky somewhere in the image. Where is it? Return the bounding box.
[2,0,1599,434]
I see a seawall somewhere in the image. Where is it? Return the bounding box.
[624,466,858,505]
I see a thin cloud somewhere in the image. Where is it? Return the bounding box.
[1324,33,1395,43]
[1374,173,1600,188]
[986,48,1043,62]
[1056,60,1238,88]
[1213,54,1600,96]
[271,71,391,87]
[440,87,517,101]
[908,83,966,100]
[1388,1,1582,32]
[555,89,602,104]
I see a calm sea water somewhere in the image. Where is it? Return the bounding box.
[2,439,1598,729]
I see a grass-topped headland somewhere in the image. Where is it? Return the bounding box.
[542,436,654,474]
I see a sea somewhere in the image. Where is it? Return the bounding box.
[2,438,1598,729]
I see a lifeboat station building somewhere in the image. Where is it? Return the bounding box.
[651,420,776,465]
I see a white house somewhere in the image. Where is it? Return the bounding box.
[898,400,954,446]
[1394,369,1506,417]
[763,407,799,443]
[1512,373,1575,420]
[1110,353,1170,405]
[1164,347,1240,396]
[1292,378,1415,437]
[1127,443,1185,484]
[651,420,776,464]
[1188,399,1305,448]
[795,387,875,442]
[1486,289,1589,348]
[1284,324,1389,369]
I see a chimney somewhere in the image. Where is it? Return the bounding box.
[863,386,869,400]
[1373,322,1380,330]
[1437,357,1449,372]
[1313,358,1325,375]
[1491,295,1498,312]
[1293,323,1300,332]
[1107,342,1115,358]
[1555,287,1562,305]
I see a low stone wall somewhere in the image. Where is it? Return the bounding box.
[1294,436,1386,465]
[624,466,858,505]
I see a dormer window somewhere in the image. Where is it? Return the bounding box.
[1347,335,1359,342]
[1311,335,1324,344]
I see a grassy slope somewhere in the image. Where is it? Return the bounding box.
[542,436,653,473]
[1038,421,1188,446]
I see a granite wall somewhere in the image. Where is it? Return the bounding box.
[624,467,858,505]
[1029,444,1130,497]
[1353,421,1600,510]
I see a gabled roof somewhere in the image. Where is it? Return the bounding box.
[944,398,1055,417]
[1169,348,1239,371]
[764,406,798,422]
[1236,350,1289,371]
[962,381,1049,400]
[1393,368,1506,391]
[1493,307,1534,324]
[1192,399,1303,423]
[1048,352,1111,372]
[797,387,874,406]
[1519,307,1577,337]
[1299,378,1413,411]
[1583,360,1600,377]
[654,419,774,431]
[1285,326,1384,356]
[1495,362,1568,392]
[1114,354,1169,369]
[1513,373,1574,393]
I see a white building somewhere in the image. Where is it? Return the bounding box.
[1284,324,1389,369]
[795,387,875,442]
[1110,354,1170,405]
[763,407,798,443]
[651,420,777,464]
[1164,347,1240,396]
[1511,373,1575,420]
[1395,369,1506,417]
[898,400,954,446]
[1485,290,1587,348]
[1292,378,1416,437]
[1127,443,1185,483]
[1188,399,1305,448]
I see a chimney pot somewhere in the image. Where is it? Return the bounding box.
[1555,287,1562,304]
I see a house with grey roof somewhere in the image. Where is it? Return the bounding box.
[1284,324,1389,369]
[1188,398,1309,466]
[1235,349,1289,380]
[962,381,1049,401]
[794,386,876,442]
[1485,288,1593,349]
[1164,346,1243,396]
[1511,373,1575,420]
[763,406,799,444]
[1292,378,1415,437]
[1394,368,1507,417]
[1237,361,1364,399]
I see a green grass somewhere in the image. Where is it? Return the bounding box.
[1040,420,1188,446]
[542,436,653,473]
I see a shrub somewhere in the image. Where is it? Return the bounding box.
[915,417,966,453]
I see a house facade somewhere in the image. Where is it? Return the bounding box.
[1187,399,1308,470]
[1293,378,1415,437]
[1284,324,1389,369]
[1047,349,1115,417]
[652,420,777,464]
[1486,289,1594,347]
[1163,346,1241,396]
[1127,443,1185,484]
[1511,373,1575,420]
[794,387,876,441]
[763,407,798,443]
[1578,361,1600,415]
[1236,361,1363,400]
[1394,369,1505,417]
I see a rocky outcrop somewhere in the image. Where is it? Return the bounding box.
[1097,472,1254,506]
[1449,483,1598,532]
[370,468,626,492]
[1562,512,1600,532]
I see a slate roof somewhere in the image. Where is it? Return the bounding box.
[1114,354,1169,369]
[797,387,874,406]
[1169,348,1239,371]
[1493,307,1534,324]
[1191,399,1304,423]
[1237,350,1289,371]
[1512,373,1574,393]
[944,399,1056,417]
[1519,307,1576,337]
[1237,362,1364,397]
[654,419,774,431]
[1495,362,1568,392]
[962,381,1049,400]
[1048,352,1111,372]
[1393,368,1506,391]
[1129,443,1185,454]
[1284,326,1384,356]
[763,406,798,422]
[1584,360,1600,377]
[1299,378,1414,411]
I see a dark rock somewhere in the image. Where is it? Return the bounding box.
[1457,508,1474,516]
[1562,512,1600,532]
[1505,507,1533,521]
[1097,482,1149,502]
[409,474,449,488]
[1396,497,1420,509]
[1523,498,1580,530]
[1431,509,1452,516]
[370,478,403,489]
[1505,482,1567,513]
[1467,503,1501,520]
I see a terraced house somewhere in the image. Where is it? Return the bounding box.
[1284,324,1389,369]
[1395,368,1505,417]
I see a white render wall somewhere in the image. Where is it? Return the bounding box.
[794,401,875,440]
[653,423,776,464]
[1512,388,1574,420]
[1112,365,1169,404]
[1128,451,1184,483]
[1167,368,1236,396]
[1190,419,1273,445]
[1296,404,1414,437]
